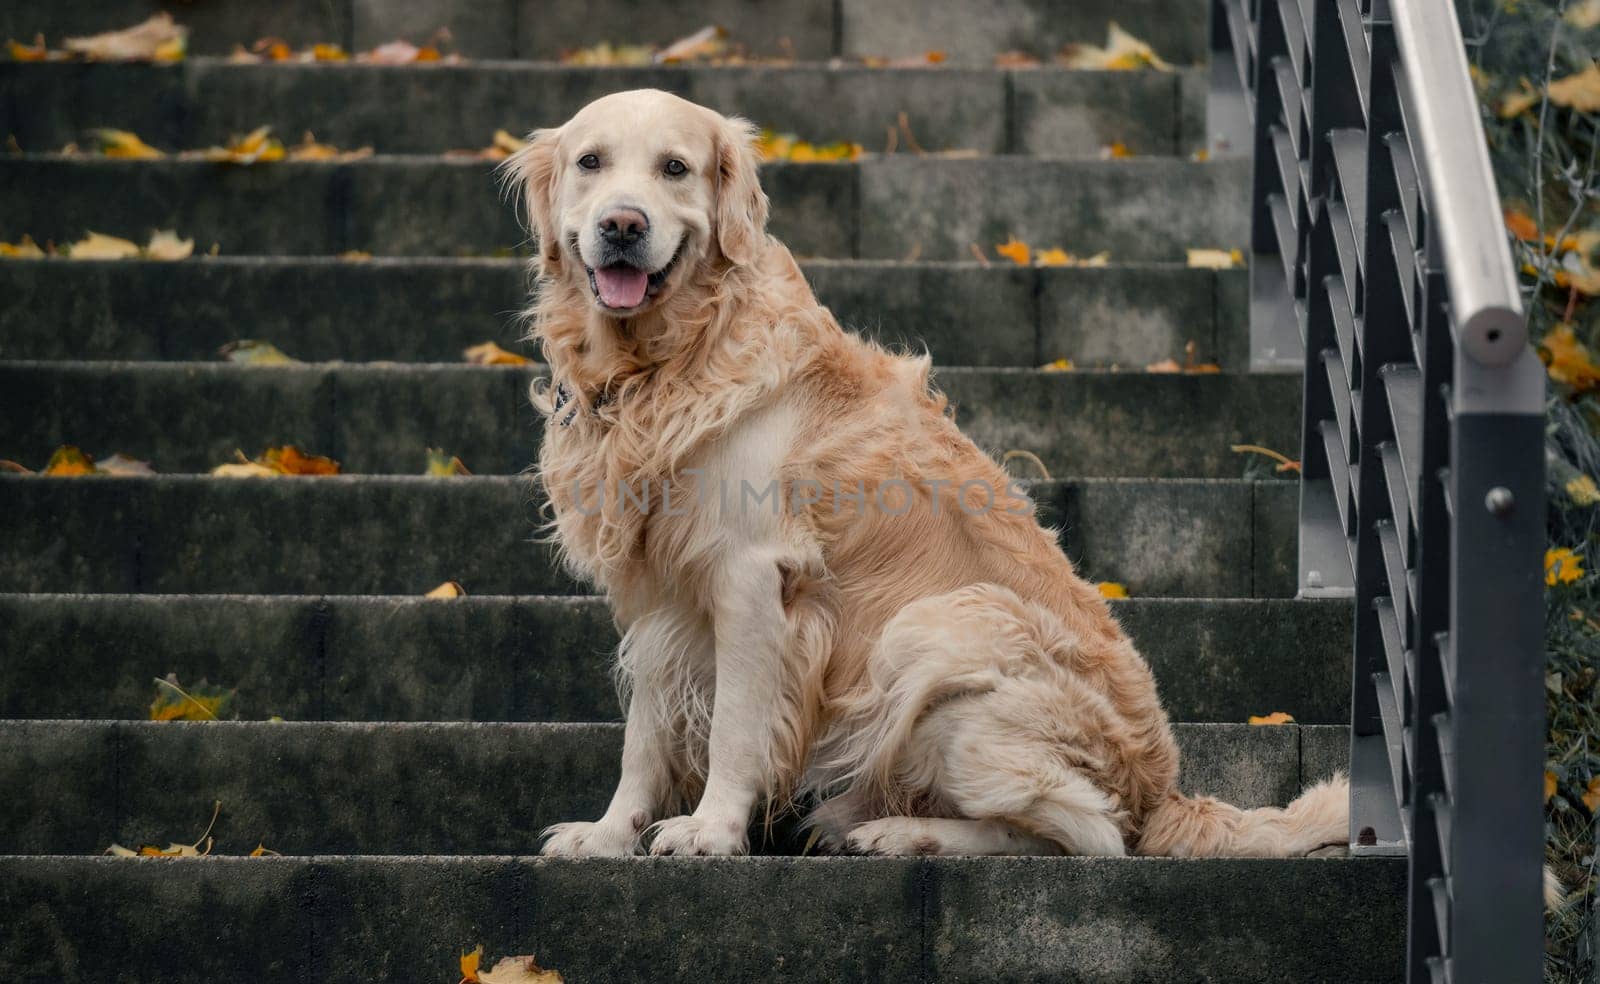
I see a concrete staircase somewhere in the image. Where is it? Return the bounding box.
[0,1,1405,980]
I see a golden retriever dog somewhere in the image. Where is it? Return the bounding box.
[502,89,1347,858]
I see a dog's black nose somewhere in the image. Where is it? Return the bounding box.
[599,208,649,246]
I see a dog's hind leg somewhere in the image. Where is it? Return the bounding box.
[843,816,1060,856]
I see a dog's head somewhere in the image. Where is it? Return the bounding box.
[501,89,769,317]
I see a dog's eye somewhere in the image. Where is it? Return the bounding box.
[663,158,688,177]
[577,153,600,171]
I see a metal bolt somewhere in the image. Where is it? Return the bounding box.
[1484,487,1514,516]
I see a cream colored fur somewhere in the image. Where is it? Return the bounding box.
[503,89,1348,859]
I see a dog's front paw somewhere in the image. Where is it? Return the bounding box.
[648,815,749,856]
[540,820,640,857]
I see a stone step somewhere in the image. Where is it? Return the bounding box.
[0,155,1249,260]
[0,476,1297,597]
[2,60,1205,159]
[0,854,1402,983]
[0,364,1298,478]
[0,257,1248,368]
[0,594,1352,724]
[0,719,1351,855]
[0,0,1211,65]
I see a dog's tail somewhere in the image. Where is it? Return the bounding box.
[1135,772,1349,858]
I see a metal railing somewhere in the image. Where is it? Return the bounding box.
[1210,0,1548,979]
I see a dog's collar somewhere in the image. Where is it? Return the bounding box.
[553,381,612,427]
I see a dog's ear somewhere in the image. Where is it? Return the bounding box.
[714,115,769,267]
[499,127,563,272]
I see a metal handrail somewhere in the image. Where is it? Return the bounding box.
[1389,0,1526,366]
[1209,0,1548,980]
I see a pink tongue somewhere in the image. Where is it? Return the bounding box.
[594,266,649,309]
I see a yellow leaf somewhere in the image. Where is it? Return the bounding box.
[1097,582,1128,599]
[1497,80,1541,118]
[1546,547,1585,586]
[144,229,194,260]
[63,14,188,62]
[1248,711,1295,725]
[1540,325,1600,392]
[1186,247,1244,269]
[1583,776,1600,813]
[249,843,282,857]
[656,25,729,64]
[464,341,531,365]
[994,236,1031,266]
[1103,141,1132,159]
[94,128,164,159]
[1566,474,1600,506]
[106,802,220,859]
[1231,444,1301,474]
[311,43,348,61]
[67,231,140,260]
[7,35,49,62]
[219,340,297,364]
[1151,341,1220,373]
[1058,22,1172,71]
[425,449,472,476]
[461,945,484,983]
[259,445,341,475]
[1034,247,1072,267]
[1548,62,1600,113]
[43,445,96,475]
[559,41,656,66]
[149,674,233,721]
[1545,770,1559,803]
[0,235,47,258]
[96,453,154,476]
[1146,357,1181,373]
[202,126,285,164]
[287,132,372,162]
[339,250,373,261]
[1040,357,1075,372]
[426,580,466,598]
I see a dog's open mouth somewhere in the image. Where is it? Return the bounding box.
[586,243,682,311]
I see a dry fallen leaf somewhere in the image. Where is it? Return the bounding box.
[464,341,531,366]
[107,801,221,858]
[1248,712,1295,725]
[1058,22,1172,71]
[94,128,164,159]
[0,235,47,258]
[1035,248,1109,267]
[449,129,529,161]
[1547,62,1600,113]
[1567,474,1600,506]
[1186,247,1244,269]
[1147,340,1221,374]
[1583,776,1600,813]
[756,129,862,163]
[64,13,187,62]
[361,40,443,64]
[43,445,97,475]
[67,231,141,260]
[1545,770,1559,803]
[6,35,50,62]
[1497,79,1541,119]
[249,843,283,857]
[461,946,565,984]
[994,236,1031,266]
[212,446,341,477]
[200,125,285,164]
[656,25,728,63]
[426,449,472,476]
[994,50,1042,68]
[144,229,194,260]
[1546,547,1585,587]
[286,132,373,162]
[150,673,234,721]
[96,453,156,476]
[1504,207,1540,241]
[1097,582,1128,599]
[1040,357,1076,372]
[219,340,298,365]
[1102,141,1132,159]
[1540,324,1600,392]
[426,580,466,598]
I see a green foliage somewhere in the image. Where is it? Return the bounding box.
[1457,0,1600,977]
